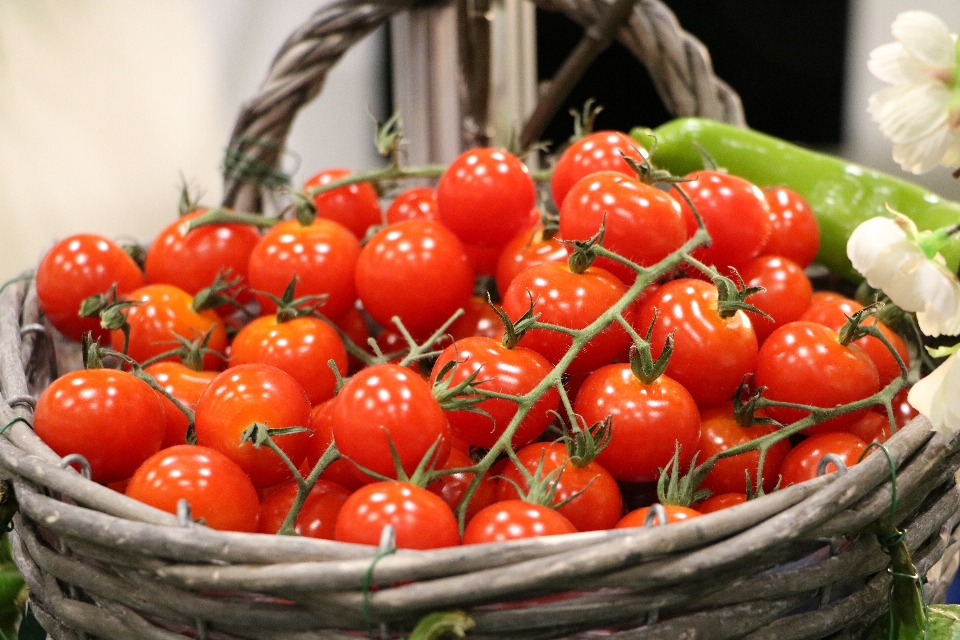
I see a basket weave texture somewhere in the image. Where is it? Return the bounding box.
[2,1,960,638]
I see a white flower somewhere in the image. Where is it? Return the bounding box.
[867,11,960,174]
[908,350,960,433]
[847,215,960,337]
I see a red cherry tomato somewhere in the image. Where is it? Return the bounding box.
[112,284,228,370]
[697,403,791,496]
[125,445,260,532]
[847,411,893,444]
[247,218,360,321]
[462,500,576,544]
[463,242,504,277]
[615,505,702,528]
[304,168,382,240]
[495,224,570,297]
[34,368,165,484]
[559,171,686,284]
[385,186,439,224]
[497,442,623,531]
[674,171,771,272]
[551,131,647,208]
[335,481,461,549]
[144,361,216,449]
[779,432,869,486]
[229,314,347,405]
[755,321,880,435]
[303,399,365,491]
[635,278,758,407]
[333,363,451,481]
[501,262,633,377]
[738,255,813,344]
[144,209,261,313]
[437,148,536,247]
[194,364,313,488]
[335,305,373,374]
[446,296,506,342]
[257,479,351,538]
[761,186,820,268]
[36,234,145,341]
[426,448,497,523]
[573,364,701,483]
[695,493,748,513]
[430,337,559,450]
[355,219,474,340]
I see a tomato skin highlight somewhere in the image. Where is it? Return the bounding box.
[333,363,451,481]
[194,364,313,489]
[574,364,701,483]
[335,481,461,549]
[462,501,576,544]
[34,368,165,484]
[229,314,347,405]
[437,148,536,248]
[36,233,146,342]
[126,445,261,532]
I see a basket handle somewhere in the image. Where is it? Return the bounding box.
[221,0,744,212]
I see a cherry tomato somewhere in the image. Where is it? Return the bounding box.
[697,403,791,496]
[738,255,813,344]
[497,442,623,531]
[495,224,570,297]
[257,479,351,538]
[335,481,461,549]
[761,186,820,268]
[304,168,382,240]
[333,363,451,481]
[551,131,647,208]
[573,364,701,483]
[615,505,701,528]
[779,432,869,486]
[144,209,261,313]
[229,314,347,405]
[437,148,536,247]
[559,171,686,284]
[755,321,880,435]
[144,361,216,449]
[385,186,439,224]
[635,278,758,407]
[335,305,373,374]
[890,388,920,428]
[462,500,576,544]
[194,364,313,488]
[430,337,559,450]
[111,284,228,371]
[847,411,892,444]
[356,219,474,339]
[36,234,145,341]
[34,368,165,484]
[695,493,747,513]
[125,445,260,532]
[247,218,360,321]
[501,261,633,377]
[675,171,771,273]
[463,242,504,277]
[446,296,506,341]
[303,398,365,491]
[427,448,497,523]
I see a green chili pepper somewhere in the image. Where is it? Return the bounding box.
[637,117,960,281]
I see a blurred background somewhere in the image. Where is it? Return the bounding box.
[1,0,959,282]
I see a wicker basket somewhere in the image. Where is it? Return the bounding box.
[3,1,960,638]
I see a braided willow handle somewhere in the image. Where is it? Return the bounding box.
[221,0,744,212]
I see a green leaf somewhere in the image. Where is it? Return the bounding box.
[407,610,475,640]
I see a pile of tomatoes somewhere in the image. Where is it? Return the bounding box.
[29,129,917,549]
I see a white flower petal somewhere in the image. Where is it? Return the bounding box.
[908,354,951,427]
[868,42,931,85]
[926,355,960,433]
[869,81,950,144]
[892,11,955,68]
[939,133,960,167]
[892,124,954,174]
[847,217,907,277]
[916,261,960,336]
[871,245,928,310]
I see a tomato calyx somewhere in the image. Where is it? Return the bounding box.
[656,447,710,508]
[256,276,329,324]
[431,357,496,417]
[560,414,612,469]
[138,326,226,372]
[712,270,770,321]
[501,451,575,510]
[564,223,606,274]
[629,312,674,384]
[190,271,247,315]
[732,377,781,428]
[494,293,539,350]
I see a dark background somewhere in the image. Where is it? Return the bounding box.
[535,0,850,149]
